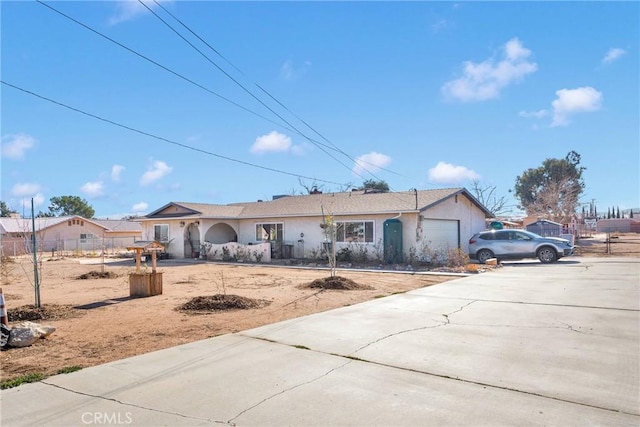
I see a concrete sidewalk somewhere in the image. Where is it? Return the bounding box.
[2,257,639,426]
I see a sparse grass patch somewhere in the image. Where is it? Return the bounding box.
[1,372,45,389]
[57,366,82,375]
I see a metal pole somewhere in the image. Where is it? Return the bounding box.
[31,198,41,308]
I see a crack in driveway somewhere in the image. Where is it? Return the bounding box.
[227,360,353,423]
[40,381,230,425]
[352,300,477,354]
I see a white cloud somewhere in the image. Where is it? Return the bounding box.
[352,152,392,176]
[140,160,173,186]
[551,87,603,127]
[250,131,292,154]
[109,0,171,25]
[111,165,125,181]
[132,202,149,213]
[1,134,36,160]
[602,48,626,64]
[10,183,44,212]
[431,19,449,33]
[427,162,480,184]
[12,182,42,197]
[81,181,105,198]
[280,60,312,80]
[442,38,538,102]
[20,193,45,211]
[519,109,548,119]
[281,60,294,80]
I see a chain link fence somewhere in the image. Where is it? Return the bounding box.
[1,236,138,258]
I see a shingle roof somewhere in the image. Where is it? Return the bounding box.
[171,203,246,217]
[236,188,464,218]
[143,188,493,220]
[0,216,70,233]
[91,219,142,232]
[0,216,141,233]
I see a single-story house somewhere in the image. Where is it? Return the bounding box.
[0,215,142,256]
[138,187,493,263]
[596,218,640,234]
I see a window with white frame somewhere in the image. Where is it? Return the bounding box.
[80,233,88,243]
[256,223,283,242]
[336,220,374,243]
[154,224,169,242]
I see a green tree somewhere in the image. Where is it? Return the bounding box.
[631,210,634,219]
[356,179,390,192]
[616,206,620,219]
[607,208,611,219]
[0,201,17,217]
[514,151,585,223]
[45,196,95,218]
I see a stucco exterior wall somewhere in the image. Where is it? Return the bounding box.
[139,193,488,261]
[596,219,639,233]
[420,194,488,243]
[236,213,415,260]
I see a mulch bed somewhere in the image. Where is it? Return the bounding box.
[7,304,83,322]
[76,271,118,280]
[304,276,373,290]
[177,294,271,313]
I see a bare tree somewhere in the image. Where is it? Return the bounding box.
[524,176,581,223]
[514,151,585,222]
[320,206,337,277]
[470,180,508,216]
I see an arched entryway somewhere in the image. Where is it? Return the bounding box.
[204,223,237,244]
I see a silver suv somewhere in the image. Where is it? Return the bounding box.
[468,229,574,264]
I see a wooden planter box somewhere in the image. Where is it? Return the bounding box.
[129,272,163,297]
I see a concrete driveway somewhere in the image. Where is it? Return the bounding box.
[2,257,638,426]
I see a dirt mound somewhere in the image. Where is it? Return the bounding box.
[305,276,373,290]
[8,304,83,322]
[76,271,117,280]
[177,294,271,313]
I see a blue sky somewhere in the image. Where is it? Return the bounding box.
[2,1,638,219]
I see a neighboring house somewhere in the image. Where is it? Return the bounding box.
[596,218,640,234]
[0,215,142,256]
[138,187,492,263]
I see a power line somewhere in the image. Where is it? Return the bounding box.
[36,0,377,182]
[1,80,347,187]
[34,1,296,136]
[33,1,412,202]
[136,0,369,182]
[149,0,402,179]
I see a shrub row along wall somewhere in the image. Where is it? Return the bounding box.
[201,242,271,263]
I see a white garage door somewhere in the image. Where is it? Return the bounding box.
[421,219,460,250]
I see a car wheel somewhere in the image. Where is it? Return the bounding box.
[476,249,494,264]
[537,247,557,263]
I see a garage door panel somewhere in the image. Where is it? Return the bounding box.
[422,219,459,250]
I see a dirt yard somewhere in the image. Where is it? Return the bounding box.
[2,232,638,384]
[1,257,458,383]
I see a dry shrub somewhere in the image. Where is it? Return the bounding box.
[305,276,373,290]
[177,294,270,313]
